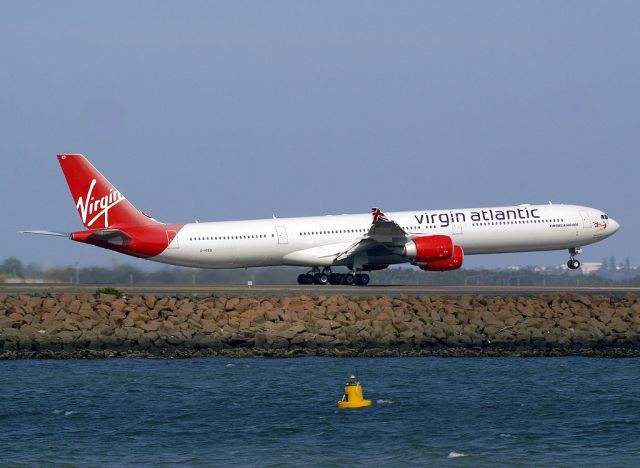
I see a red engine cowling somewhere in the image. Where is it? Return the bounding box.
[421,245,464,271]
[403,235,454,263]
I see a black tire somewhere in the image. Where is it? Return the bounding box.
[359,273,370,286]
[329,273,338,285]
[297,274,306,285]
[314,273,329,285]
[304,273,314,284]
[567,259,581,270]
[344,274,355,286]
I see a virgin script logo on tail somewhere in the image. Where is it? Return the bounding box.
[76,179,125,227]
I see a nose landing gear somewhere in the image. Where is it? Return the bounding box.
[567,247,582,270]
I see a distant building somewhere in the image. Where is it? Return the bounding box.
[3,277,47,284]
[577,262,603,275]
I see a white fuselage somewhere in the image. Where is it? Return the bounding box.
[154,204,619,269]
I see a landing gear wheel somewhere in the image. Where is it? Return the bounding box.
[354,274,370,286]
[344,274,355,286]
[297,274,306,285]
[304,273,315,284]
[567,247,582,270]
[329,273,339,285]
[314,273,329,285]
[567,259,581,270]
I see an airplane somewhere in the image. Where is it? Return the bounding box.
[22,154,620,286]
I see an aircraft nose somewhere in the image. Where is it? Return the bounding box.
[609,219,620,233]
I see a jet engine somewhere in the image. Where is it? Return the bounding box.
[403,235,454,263]
[420,245,464,271]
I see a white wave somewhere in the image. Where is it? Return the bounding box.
[447,451,466,459]
[225,364,235,368]
[499,433,516,439]
[64,411,77,416]
[376,399,393,404]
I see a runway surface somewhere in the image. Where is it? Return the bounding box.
[1,283,638,296]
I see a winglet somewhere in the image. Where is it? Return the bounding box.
[371,207,389,223]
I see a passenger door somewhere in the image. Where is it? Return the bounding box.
[451,222,463,236]
[579,211,592,229]
[275,225,288,244]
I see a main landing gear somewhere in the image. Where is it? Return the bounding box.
[567,247,582,270]
[297,267,329,285]
[297,268,370,286]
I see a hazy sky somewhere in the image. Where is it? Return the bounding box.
[1,1,638,270]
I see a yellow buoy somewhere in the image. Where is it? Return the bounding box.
[338,374,372,408]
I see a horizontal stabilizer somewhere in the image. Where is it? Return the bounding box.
[20,230,70,237]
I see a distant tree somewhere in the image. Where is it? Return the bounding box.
[625,258,631,272]
[0,257,24,277]
[601,257,609,270]
[609,256,617,271]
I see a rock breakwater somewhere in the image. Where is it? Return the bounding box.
[1,293,640,358]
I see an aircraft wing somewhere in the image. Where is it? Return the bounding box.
[366,208,409,244]
[283,208,409,266]
[335,208,409,262]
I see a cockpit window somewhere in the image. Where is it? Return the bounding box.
[601,214,609,219]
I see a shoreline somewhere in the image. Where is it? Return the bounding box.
[3,348,640,360]
[2,293,639,359]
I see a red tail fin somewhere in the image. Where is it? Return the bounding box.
[58,154,160,229]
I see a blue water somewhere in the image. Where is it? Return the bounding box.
[1,357,640,467]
